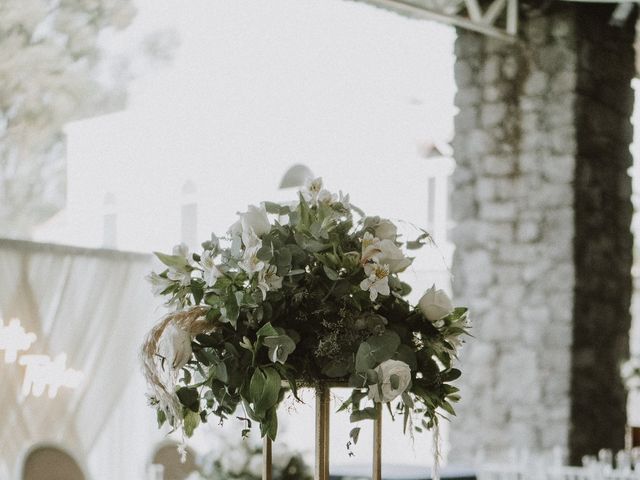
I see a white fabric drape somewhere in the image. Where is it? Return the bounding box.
[0,239,160,478]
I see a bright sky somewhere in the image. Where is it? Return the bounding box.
[36,0,457,468]
[38,0,456,259]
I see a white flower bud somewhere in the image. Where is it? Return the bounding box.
[158,323,192,370]
[418,285,454,322]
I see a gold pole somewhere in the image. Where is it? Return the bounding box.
[262,435,272,480]
[372,402,382,480]
[315,383,331,480]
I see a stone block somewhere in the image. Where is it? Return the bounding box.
[454,107,478,132]
[475,177,496,200]
[498,244,540,263]
[466,129,496,155]
[551,70,577,94]
[550,127,576,154]
[527,183,571,210]
[516,220,541,242]
[495,265,522,284]
[483,155,516,176]
[480,313,518,342]
[451,165,475,186]
[479,201,518,221]
[502,55,520,80]
[525,15,549,45]
[481,103,508,128]
[522,261,551,284]
[468,341,497,367]
[462,249,494,290]
[482,55,501,83]
[456,86,482,107]
[521,96,544,113]
[523,319,546,346]
[449,221,482,249]
[455,61,475,88]
[542,154,574,183]
[450,186,477,221]
[524,71,549,96]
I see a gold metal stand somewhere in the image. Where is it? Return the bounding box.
[373,402,382,479]
[315,383,331,480]
[262,383,383,480]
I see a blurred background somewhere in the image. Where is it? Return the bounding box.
[1,0,639,479]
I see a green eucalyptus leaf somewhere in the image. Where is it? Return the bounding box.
[256,322,279,338]
[257,245,273,262]
[183,410,200,437]
[367,330,401,364]
[177,387,199,412]
[263,335,296,364]
[323,265,339,281]
[350,407,377,423]
[355,342,375,373]
[350,427,361,444]
[154,252,188,270]
[251,367,281,417]
[264,201,284,215]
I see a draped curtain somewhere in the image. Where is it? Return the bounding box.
[0,239,160,478]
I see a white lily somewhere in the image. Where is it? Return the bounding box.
[301,177,323,203]
[359,263,391,301]
[361,232,382,264]
[338,191,351,210]
[146,272,173,296]
[317,189,337,204]
[200,250,222,287]
[257,265,283,299]
[167,243,192,286]
[377,239,412,273]
[241,227,262,250]
[238,236,266,276]
[239,204,271,237]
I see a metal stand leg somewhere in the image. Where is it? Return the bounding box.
[315,384,331,480]
[373,402,382,480]
[263,435,272,480]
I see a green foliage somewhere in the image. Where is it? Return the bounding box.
[147,181,469,446]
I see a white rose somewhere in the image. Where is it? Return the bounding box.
[317,188,336,204]
[374,219,397,241]
[368,359,412,403]
[158,323,192,370]
[419,285,454,322]
[377,239,412,273]
[239,204,271,237]
[146,272,173,296]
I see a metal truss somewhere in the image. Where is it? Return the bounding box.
[358,0,519,41]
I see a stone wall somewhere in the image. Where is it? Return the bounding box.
[449,6,635,464]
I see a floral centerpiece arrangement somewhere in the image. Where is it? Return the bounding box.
[142,178,468,448]
[191,436,312,480]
